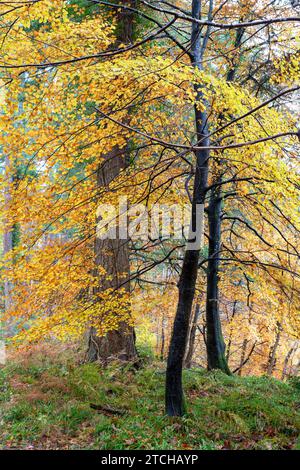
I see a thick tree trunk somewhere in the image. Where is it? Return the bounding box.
[165,0,209,416]
[87,145,138,363]
[206,176,231,374]
[87,325,137,363]
[87,2,138,364]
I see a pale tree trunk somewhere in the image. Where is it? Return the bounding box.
[281,343,297,380]
[160,313,166,360]
[3,154,13,314]
[238,339,248,376]
[87,1,138,364]
[267,321,282,376]
[2,154,20,337]
[226,299,238,361]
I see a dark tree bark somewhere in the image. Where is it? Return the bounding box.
[205,26,244,374]
[165,0,209,416]
[87,149,137,364]
[87,1,138,364]
[184,303,201,369]
[206,175,231,374]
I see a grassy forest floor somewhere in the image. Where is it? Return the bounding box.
[0,344,299,450]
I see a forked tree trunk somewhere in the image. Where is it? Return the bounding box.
[165,0,209,416]
[87,2,138,364]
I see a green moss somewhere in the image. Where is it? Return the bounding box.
[0,353,299,450]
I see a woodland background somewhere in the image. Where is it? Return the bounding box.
[0,0,299,450]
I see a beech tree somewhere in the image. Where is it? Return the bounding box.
[87,0,138,364]
[0,0,299,419]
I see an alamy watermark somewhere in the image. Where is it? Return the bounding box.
[96,197,204,250]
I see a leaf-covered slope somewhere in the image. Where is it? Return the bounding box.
[0,346,299,450]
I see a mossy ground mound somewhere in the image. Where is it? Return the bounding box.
[0,345,299,450]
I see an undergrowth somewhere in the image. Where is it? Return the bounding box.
[0,344,299,450]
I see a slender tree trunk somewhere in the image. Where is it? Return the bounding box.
[165,0,209,416]
[281,343,296,380]
[226,299,238,361]
[184,303,201,369]
[87,1,138,364]
[205,26,244,374]
[206,174,231,374]
[2,156,22,336]
[3,154,14,320]
[238,339,248,376]
[160,313,166,360]
[267,321,282,376]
